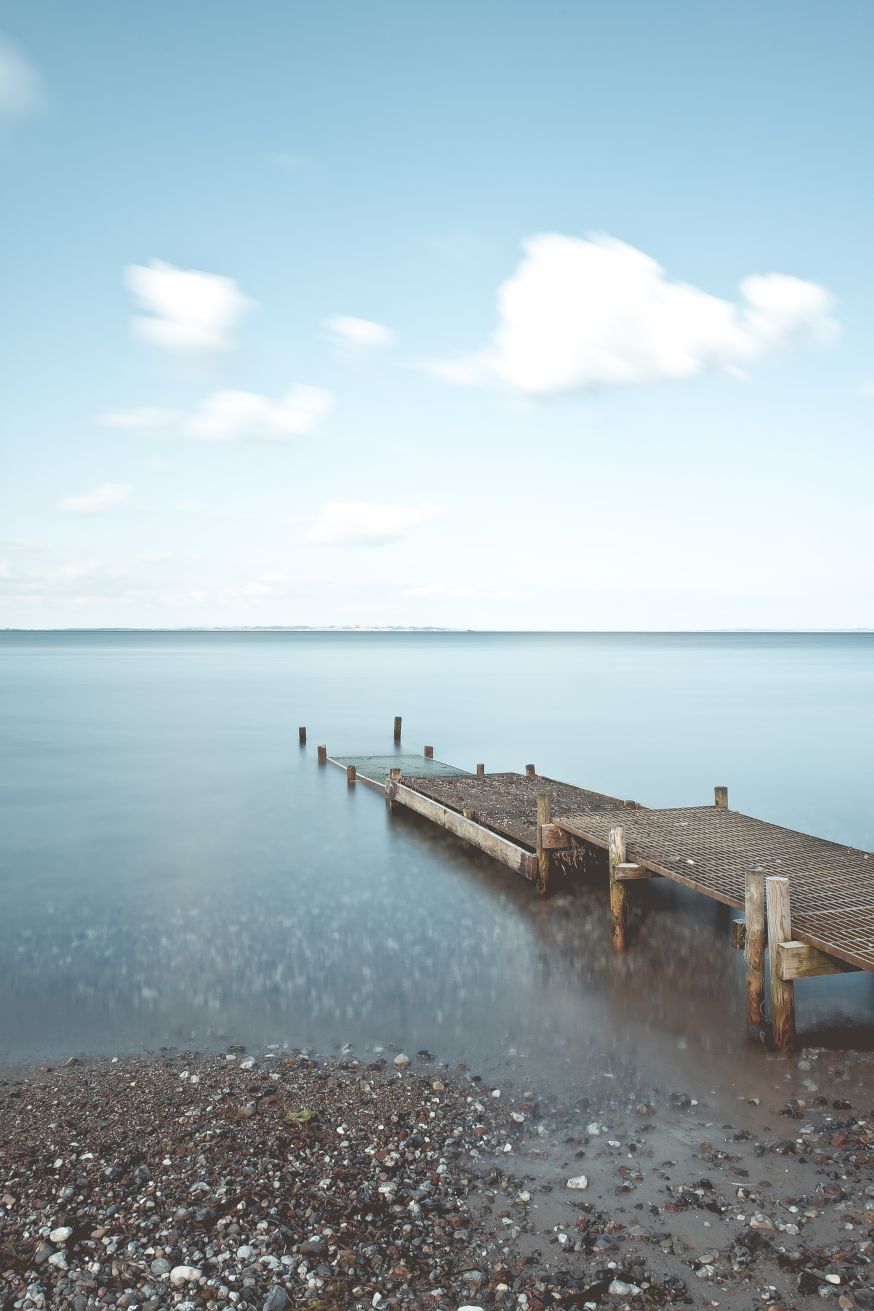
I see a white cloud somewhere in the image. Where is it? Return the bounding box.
[429,232,838,395]
[185,385,333,441]
[325,314,396,347]
[59,483,132,515]
[0,35,42,119]
[97,407,181,429]
[125,259,254,354]
[310,501,436,546]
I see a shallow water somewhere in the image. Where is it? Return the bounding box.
[1,631,873,1097]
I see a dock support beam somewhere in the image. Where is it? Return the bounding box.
[299,726,307,746]
[424,745,434,759]
[393,716,402,743]
[317,744,327,765]
[714,785,728,810]
[536,793,552,895]
[744,871,765,1030]
[766,875,796,1052]
[608,825,628,952]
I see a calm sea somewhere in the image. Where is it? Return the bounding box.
[1,631,873,1091]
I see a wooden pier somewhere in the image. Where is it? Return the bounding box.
[308,726,874,1052]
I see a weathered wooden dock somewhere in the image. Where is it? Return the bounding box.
[304,719,874,1051]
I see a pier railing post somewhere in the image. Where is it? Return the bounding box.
[536,793,552,896]
[714,785,728,809]
[393,715,402,743]
[317,744,327,765]
[299,726,307,746]
[608,825,628,951]
[744,871,765,1030]
[765,875,796,1052]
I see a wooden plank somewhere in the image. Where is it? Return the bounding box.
[745,871,765,1029]
[389,780,537,880]
[615,862,650,881]
[766,876,795,1051]
[777,940,861,981]
[539,823,575,850]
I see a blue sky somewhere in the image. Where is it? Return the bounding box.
[1,1,872,629]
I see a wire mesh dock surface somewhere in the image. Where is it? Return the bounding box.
[400,771,642,851]
[329,754,470,787]
[555,805,874,971]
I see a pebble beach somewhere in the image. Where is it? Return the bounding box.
[3,1045,874,1311]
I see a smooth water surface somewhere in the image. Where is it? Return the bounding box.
[1,632,873,1094]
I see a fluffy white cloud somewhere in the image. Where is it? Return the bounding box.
[59,483,132,514]
[310,501,436,546]
[97,407,181,429]
[325,314,396,347]
[185,385,333,441]
[0,35,42,118]
[429,232,838,395]
[125,260,254,353]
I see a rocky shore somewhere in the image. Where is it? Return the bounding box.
[2,1047,874,1311]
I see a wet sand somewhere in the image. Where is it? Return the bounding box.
[2,1045,873,1311]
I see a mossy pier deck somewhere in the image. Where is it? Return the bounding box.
[302,719,874,1051]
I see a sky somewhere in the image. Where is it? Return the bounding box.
[1,1,872,630]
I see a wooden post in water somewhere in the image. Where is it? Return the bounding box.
[765,875,796,1052]
[744,871,765,1030]
[298,726,307,746]
[525,763,536,777]
[387,766,401,813]
[317,744,327,765]
[424,745,434,759]
[608,825,628,951]
[714,785,729,810]
[536,793,552,896]
[393,715,402,743]
[346,764,356,784]
[476,763,485,777]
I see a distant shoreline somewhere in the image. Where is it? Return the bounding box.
[0,627,872,635]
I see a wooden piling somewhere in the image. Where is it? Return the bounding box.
[298,726,307,746]
[393,715,402,743]
[744,871,765,1030]
[317,744,327,765]
[608,825,628,952]
[347,764,356,784]
[424,745,434,759]
[387,766,402,813]
[536,793,552,895]
[765,875,796,1052]
[525,764,536,777]
[476,763,485,777]
[714,785,729,810]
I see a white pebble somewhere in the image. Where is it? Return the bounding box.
[49,1227,72,1244]
[393,1053,410,1068]
[566,1175,588,1190]
[170,1266,202,1286]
